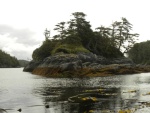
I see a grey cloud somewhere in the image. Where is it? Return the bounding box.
[0,25,40,45]
[11,50,32,60]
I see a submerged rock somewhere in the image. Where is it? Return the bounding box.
[17,108,22,112]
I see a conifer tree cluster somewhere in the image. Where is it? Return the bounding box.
[32,12,138,61]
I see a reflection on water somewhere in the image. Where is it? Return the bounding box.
[1,68,150,112]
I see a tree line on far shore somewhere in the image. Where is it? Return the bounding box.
[128,40,150,65]
[0,49,20,67]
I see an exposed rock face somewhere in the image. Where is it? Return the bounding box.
[24,53,148,77]
[24,54,133,70]
[23,60,41,72]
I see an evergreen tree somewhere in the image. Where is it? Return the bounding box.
[67,12,94,49]
[44,28,50,40]
[111,18,139,53]
[53,22,66,40]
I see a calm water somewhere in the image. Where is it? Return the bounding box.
[0,68,150,113]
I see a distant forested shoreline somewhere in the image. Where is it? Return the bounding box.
[0,49,20,68]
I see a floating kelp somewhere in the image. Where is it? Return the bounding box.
[118,109,135,113]
[123,90,138,93]
[138,101,150,107]
[68,93,99,103]
[84,88,106,93]
[142,92,150,96]
[68,92,118,103]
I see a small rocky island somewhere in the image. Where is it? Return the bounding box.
[24,12,150,77]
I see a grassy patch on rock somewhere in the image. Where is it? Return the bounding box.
[51,44,89,55]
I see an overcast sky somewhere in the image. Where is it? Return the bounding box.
[0,0,149,60]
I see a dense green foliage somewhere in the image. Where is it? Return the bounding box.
[33,12,138,61]
[128,41,150,64]
[0,50,20,67]
[32,40,58,61]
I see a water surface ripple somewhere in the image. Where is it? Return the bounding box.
[0,68,150,113]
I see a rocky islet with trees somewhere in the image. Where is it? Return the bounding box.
[24,12,150,77]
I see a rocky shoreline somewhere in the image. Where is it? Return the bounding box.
[23,53,150,77]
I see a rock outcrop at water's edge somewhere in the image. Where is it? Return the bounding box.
[23,53,150,77]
